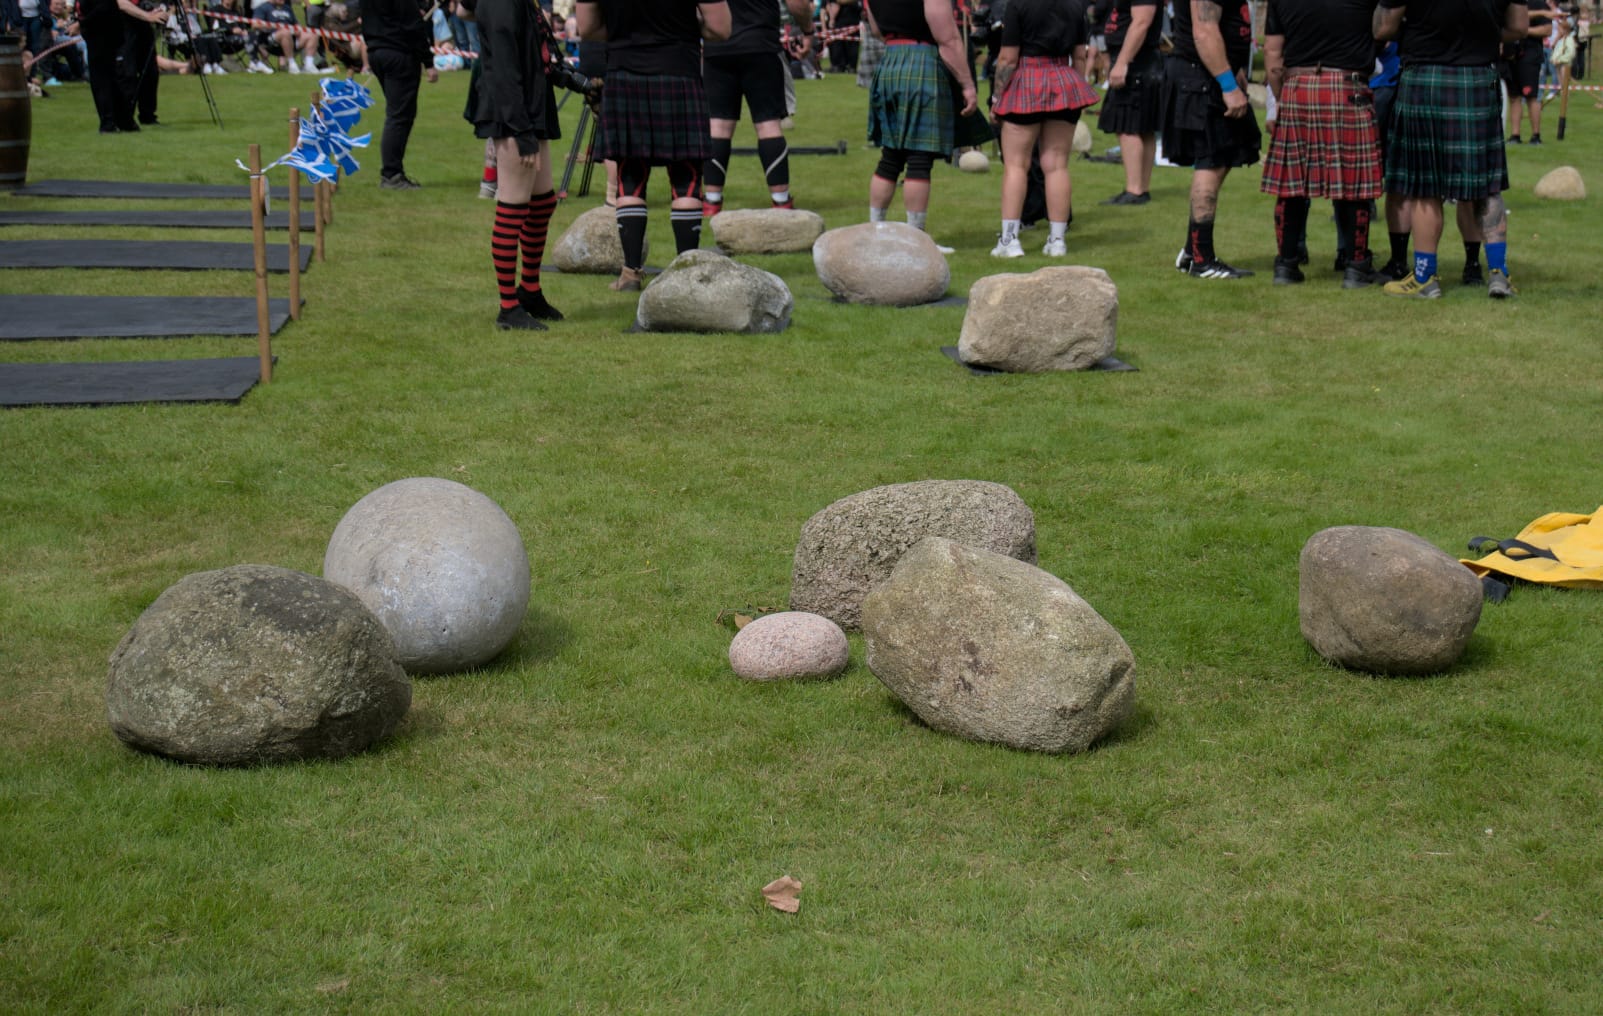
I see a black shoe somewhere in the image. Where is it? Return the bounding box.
[99,124,120,134]
[1529,133,1543,145]
[1462,261,1485,286]
[1100,190,1150,206]
[138,115,159,125]
[380,173,421,191]
[1273,257,1305,285]
[496,305,547,331]
[116,120,140,132]
[1189,257,1254,280]
[1333,250,1352,272]
[1378,258,1411,282]
[1175,248,1193,272]
[1342,257,1381,289]
[518,289,564,322]
[1508,135,1523,145]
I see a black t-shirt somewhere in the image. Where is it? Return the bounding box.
[707,0,781,57]
[872,0,936,43]
[1103,0,1159,58]
[1002,0,1089,59]
[1509,0,1549,60]
[1264,0,1377,73]
[1170,0,1255,69]
[587,0,704,77]
[1380,0,1525,66]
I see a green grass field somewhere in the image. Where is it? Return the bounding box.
[4,67,1603,1013]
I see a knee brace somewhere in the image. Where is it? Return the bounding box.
[874,148,909,182]
[904,151,935,181]
[617,158,650,201]
[667,160,701,201]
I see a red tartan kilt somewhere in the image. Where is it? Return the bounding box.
[993,55,1100,118]
[1261,71,1383,200]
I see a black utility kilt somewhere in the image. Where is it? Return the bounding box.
[601,69,712,165]
[1158,56,1261,170]
[1099,50,1164,136]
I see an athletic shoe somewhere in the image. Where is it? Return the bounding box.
[302,56,319,74]
[496,306,547,331]
[1378,258,1410,282]
[251,60,274,74]
[1100,191,1149,206]
[770,199,795,210]
[1508,135,1522,144]
[477,181,497,200]
[701,200,722,218]
[990,236,1025,258]
[1487,268,1516,299]
[934,242,956,255]
[44,77,61,86]
[1529,134,1543,146]
[1189,258,1254,280]
[287,60,302,74]
[212,63,227,75]
[1175,248,1193,272]
[1342,258,1382,289]
[1042,237,1068,257]
[1462,261,1485,287]
[380,173,422,191]
[1272,257,1305,285]
[1383,274,1443,298]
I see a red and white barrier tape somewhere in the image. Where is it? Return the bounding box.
[202,10,475,58]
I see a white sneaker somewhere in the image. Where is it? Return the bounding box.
[201,63,214,74]
[287,60,302,74]
[1042,237,1067,257]
[213,63,227,75]
[991,236,1025,258]
[935,243,956,255]
[302,55,318,74]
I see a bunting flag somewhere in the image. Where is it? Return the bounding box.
[268,141,339,184]
[308,106,370,177]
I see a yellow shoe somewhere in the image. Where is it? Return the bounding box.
[1383,273,1443,299]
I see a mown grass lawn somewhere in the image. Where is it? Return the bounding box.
[3,66,1603,1014]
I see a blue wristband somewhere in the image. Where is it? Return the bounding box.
[1216,70,1239,93]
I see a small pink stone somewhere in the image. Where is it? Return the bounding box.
[728,611,850,682]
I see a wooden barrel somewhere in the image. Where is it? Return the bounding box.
[0,34,31,189]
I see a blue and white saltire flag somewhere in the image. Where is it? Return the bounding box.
[268,140,339,184]
[309,105,370,176]
[321,77,374,108]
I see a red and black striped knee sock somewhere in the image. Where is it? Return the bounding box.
[493,200,530,310]
[519,190,558,295]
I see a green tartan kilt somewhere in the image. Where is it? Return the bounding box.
[1384,63,1509,200]
[868,43,991,154]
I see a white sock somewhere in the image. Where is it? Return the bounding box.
[906,210,928,231]
[1049,221,1068,241]
[1001,219,1020,243]
[704,190,722,205]
[869,206,887,222]
[770,189,790,205]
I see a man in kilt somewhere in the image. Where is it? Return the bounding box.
[1097,0,1163,206]
[1260,0,1386,289]
[576,0,732,292]
[1376,0,1528,299]
[864,0,988,245]
[1161,1,1262,280]
[701,0,815,217]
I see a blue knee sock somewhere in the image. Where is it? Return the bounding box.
[1486,241,1508,275]
[1413,251,1438,284]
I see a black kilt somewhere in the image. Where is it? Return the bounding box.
[1158,56,1261,170]
[601,70,712,165]
[1099,51,1164,136]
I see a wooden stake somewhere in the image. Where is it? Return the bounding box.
[287,107,302,320]
[1558,64,1571,140]
[310,94,328,262]
[248,143,273,384]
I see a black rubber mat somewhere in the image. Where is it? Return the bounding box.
[940,346,1138,375]
[0,357,267,407]
[0,295,293,340]
[7,179,290,200]
[0,240,313,273]
[0,209,318,230]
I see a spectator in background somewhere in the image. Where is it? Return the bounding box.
[1097,0,1162,205]
[364,0,437,189]
[322,1,366,71]
[1504,0,1552,144]
[252,0,321,73]
[116,0,167,125]
[826,0,859,72]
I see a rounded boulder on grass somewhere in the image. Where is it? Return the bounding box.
[324,477,531,675]
[728,611,850,681]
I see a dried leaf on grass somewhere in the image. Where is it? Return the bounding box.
[762,875,803,913]
[315,977,351,994]
[716,606,783,631]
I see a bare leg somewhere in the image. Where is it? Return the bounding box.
[1118,132,1154,195]
[1039,120,1074,223]
[998,121,1039,221]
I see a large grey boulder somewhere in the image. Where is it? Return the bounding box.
[1299,525,1483,675]
[813,221,950,306]
[958,266,1118,372]
[791,479,1036,630]
[1534,166,1586,201]
[635,249,792,333]
[549,205,646,274]
[106,564,411,765]
[711,208,827,254]
[862,537,1135,753]
[324,477,530,674]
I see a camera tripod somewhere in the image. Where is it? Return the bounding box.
[557,96,601,201]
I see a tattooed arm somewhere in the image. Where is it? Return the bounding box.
[1191,0,1248,116]
[1373,4,1404,41]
